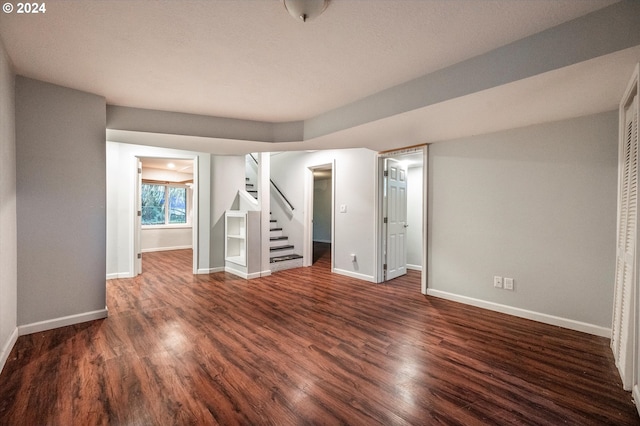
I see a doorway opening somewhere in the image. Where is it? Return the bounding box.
[376,145,427,293]
[312,167,333,266]
[304,162,335,270]
[134,156,198,276]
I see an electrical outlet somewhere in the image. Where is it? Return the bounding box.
[504,277,514,291]
[493,276,503,288]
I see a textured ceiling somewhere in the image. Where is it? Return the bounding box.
[0,0,619,123]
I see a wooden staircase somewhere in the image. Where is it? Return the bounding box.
[246,178,302,272]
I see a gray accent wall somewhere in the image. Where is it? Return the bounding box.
[16,77,106,326]
[428,111,618,329]
[313,176,332,243]
[0,37,17,368]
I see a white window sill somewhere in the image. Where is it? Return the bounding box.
[142,224,192,230]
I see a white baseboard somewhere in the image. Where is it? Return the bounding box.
[141,245,192,253]
[106,272,134,280]
[426,289,611,337]
[407,264,423,272]
[18,308,109,336]
[634,385,640,418]
[333,268,376,283]
[0,327,18,374]
[196,267,224,274]
[225,267,272,280]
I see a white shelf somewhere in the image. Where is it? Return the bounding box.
[224,209,261,277]
[226,255,245,266]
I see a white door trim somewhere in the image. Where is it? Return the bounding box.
[375,145,428,292]
[303,161,335,270]
[133,154,199,276]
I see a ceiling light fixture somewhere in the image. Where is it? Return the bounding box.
[283,0,329,23]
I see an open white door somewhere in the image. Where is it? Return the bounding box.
[612,64,639,396]
[385,158,408,280]
[134,158,142,276]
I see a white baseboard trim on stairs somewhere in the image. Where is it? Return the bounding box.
[426,289,611,337]
[18,308,109,336]
[0,327,18,374]
[333,268,376,283]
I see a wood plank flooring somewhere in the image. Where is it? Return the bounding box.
[0,247,638,425]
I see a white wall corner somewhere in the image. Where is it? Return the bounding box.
[0,328,19,374]
[426,289,611,338]
[18,308,109,336]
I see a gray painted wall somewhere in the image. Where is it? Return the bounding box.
[428,111,618,329]
[0,37,17,369]
[16,77,106,326]
[313,176,332,243]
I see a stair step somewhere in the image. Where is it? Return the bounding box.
[270,254,303,263]
[270,236,288,241]
[270,227,282,232]
[246,183,254,188]
[270,245,294,252]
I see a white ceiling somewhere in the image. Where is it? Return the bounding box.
[140,158,194,173]
[1,0,635,154]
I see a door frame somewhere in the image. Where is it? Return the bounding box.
[375,145,428,293]
[133,154,199,275]
[303,161,335,270]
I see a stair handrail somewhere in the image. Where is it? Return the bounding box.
[249,154,295,211]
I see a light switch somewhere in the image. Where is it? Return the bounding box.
[340,204,347,213]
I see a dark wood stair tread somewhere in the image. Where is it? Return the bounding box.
[270,254,303,263]
[270,245,294,252]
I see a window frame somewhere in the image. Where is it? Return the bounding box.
[141,182,192,229]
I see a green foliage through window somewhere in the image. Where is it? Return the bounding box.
[169,187,187,224]
[142,184,187,226]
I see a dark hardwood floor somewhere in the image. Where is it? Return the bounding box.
[0,249,638,425]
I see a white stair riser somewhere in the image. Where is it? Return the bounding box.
[270,229,283,238]
[271,257,304,272]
